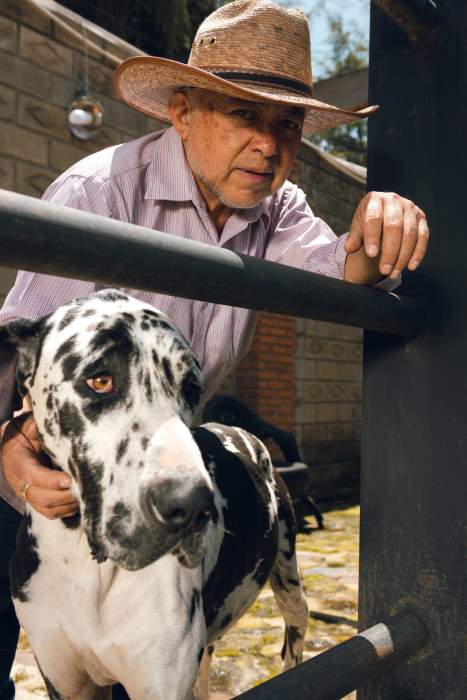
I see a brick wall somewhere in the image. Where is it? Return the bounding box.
[298,140,366,235]
[236,313,295,430]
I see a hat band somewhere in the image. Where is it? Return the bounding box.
[208,70,313,97]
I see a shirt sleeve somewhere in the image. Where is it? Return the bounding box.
[0,173,117,391]
[264,183,347,279]
[0,174,116,326]
[265,183,401,291]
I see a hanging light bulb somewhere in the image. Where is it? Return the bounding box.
[67,21,104,140]
[68,109,94,127]
[67,95,104,140]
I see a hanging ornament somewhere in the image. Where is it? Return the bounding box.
[67,20,104,140]
[68,95,104,140]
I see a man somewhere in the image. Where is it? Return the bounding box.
[0,1,429,698]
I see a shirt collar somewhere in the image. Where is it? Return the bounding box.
[145,126,271,231]
[145,127,200,203]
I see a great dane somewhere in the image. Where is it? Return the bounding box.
[0,290,308,700]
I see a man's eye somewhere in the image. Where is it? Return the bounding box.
[232,109,257,120]
[86,376,113,394]
[280,119,300,131]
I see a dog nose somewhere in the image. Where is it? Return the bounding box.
[147,480,215,534]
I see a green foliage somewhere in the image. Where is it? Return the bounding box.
[321,15,367,77]
[59,0,217,61]
[311,120,368,166]
[301,1,370,166]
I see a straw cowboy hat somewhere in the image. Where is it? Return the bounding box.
[114,0,378,134]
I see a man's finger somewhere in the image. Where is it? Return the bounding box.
[26,486,77,511]
[24,462,72,491]
[344,228,363,254]
[408,214,430,270]
[360,192,384,258]
[38,504,80,521]
[391,205,419,278]
[379,195,404,275]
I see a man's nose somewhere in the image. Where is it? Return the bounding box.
[142,476,215,534]
[251,126,278,158]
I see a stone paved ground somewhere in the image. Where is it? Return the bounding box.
[13,506,360,700]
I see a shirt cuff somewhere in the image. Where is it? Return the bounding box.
[334,234,348,278]
[0,453,25,514]
[374,274,402,292]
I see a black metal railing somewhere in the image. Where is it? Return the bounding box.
[0,189,429,337]
[233,613,427,700]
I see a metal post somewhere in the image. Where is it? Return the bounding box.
[374,0,440,41]
[359,1,465,698]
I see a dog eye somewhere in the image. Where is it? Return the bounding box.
[86,376,113,394]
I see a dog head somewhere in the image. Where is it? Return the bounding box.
[0,291,214,570]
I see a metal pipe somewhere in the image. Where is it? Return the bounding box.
[0,189,429,336]
[233,612,428,700]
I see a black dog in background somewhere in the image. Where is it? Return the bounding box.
[202,395,324,530]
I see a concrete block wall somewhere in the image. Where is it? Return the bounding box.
[0,0,165,304]
[292,141,366,491]
[295,319,362,463]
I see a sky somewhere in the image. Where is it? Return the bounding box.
[294,0,371,79]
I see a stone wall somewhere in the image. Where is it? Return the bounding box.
[0,0,165,303]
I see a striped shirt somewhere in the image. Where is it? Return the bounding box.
[0,126,353,508]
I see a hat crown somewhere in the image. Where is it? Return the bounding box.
[189,0,313,94]
[114,0,378,136]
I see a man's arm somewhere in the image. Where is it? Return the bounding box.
[265,184,429,283]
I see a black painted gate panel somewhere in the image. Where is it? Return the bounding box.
[359,2,466,698]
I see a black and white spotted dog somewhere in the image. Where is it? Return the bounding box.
[1,291,308,700]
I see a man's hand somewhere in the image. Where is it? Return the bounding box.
[344,191,429,285]
[1,413,78,519]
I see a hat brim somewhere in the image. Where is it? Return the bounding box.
[114,56,378,134]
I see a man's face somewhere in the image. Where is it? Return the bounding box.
[169,89,304,213]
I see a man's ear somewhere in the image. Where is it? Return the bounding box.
[0,317,46,398]
[168,90,194,141]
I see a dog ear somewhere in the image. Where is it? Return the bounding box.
[0,317,47,399]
